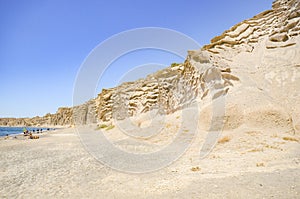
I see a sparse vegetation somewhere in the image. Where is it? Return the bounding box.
[246,131,260,136]
[165,123,172,128]
[283,137,299,142]
[95,124,108,130]
[99,124,108,128]
[263,144,282,150]
[218,136,230,144]
[191,166,201,172]
[106,125,115,131]
[171,62,181,67]
[248,148,264,153]
[256,162,265,167]
[95,124,114,131]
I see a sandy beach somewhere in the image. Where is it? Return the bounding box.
[1,120,299,198]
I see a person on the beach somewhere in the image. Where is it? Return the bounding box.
[23,127,29,136]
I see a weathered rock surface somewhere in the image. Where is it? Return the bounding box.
[95,59,236,122]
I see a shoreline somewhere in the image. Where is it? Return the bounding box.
[0,125,69,128]
[0,126,67,137]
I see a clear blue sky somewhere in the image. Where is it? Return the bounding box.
[0,0,273,117]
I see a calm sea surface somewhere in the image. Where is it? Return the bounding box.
[0,127,49,136]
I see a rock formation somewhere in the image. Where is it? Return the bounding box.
[94,59,237,122]
[1,0,299,132]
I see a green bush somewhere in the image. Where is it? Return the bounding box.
[95,124,108,130]
[171,62,181,67]
[106,125,115,131]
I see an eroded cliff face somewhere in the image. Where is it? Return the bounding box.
[204,0,300,53]
[94,58,237,122]
[1,0,299,130]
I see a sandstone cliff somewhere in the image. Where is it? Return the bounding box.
[1,0,299,132]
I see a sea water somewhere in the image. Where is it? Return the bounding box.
[0,127,49,137]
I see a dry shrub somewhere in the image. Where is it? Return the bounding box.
[256,162,265,167]
[191,166,201,172]
[218,136,230,144]
[263,144,282,150]
[246,131,261,136]
[248,148,264,153]
[165,123,172,128]
[283,137,299,142]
